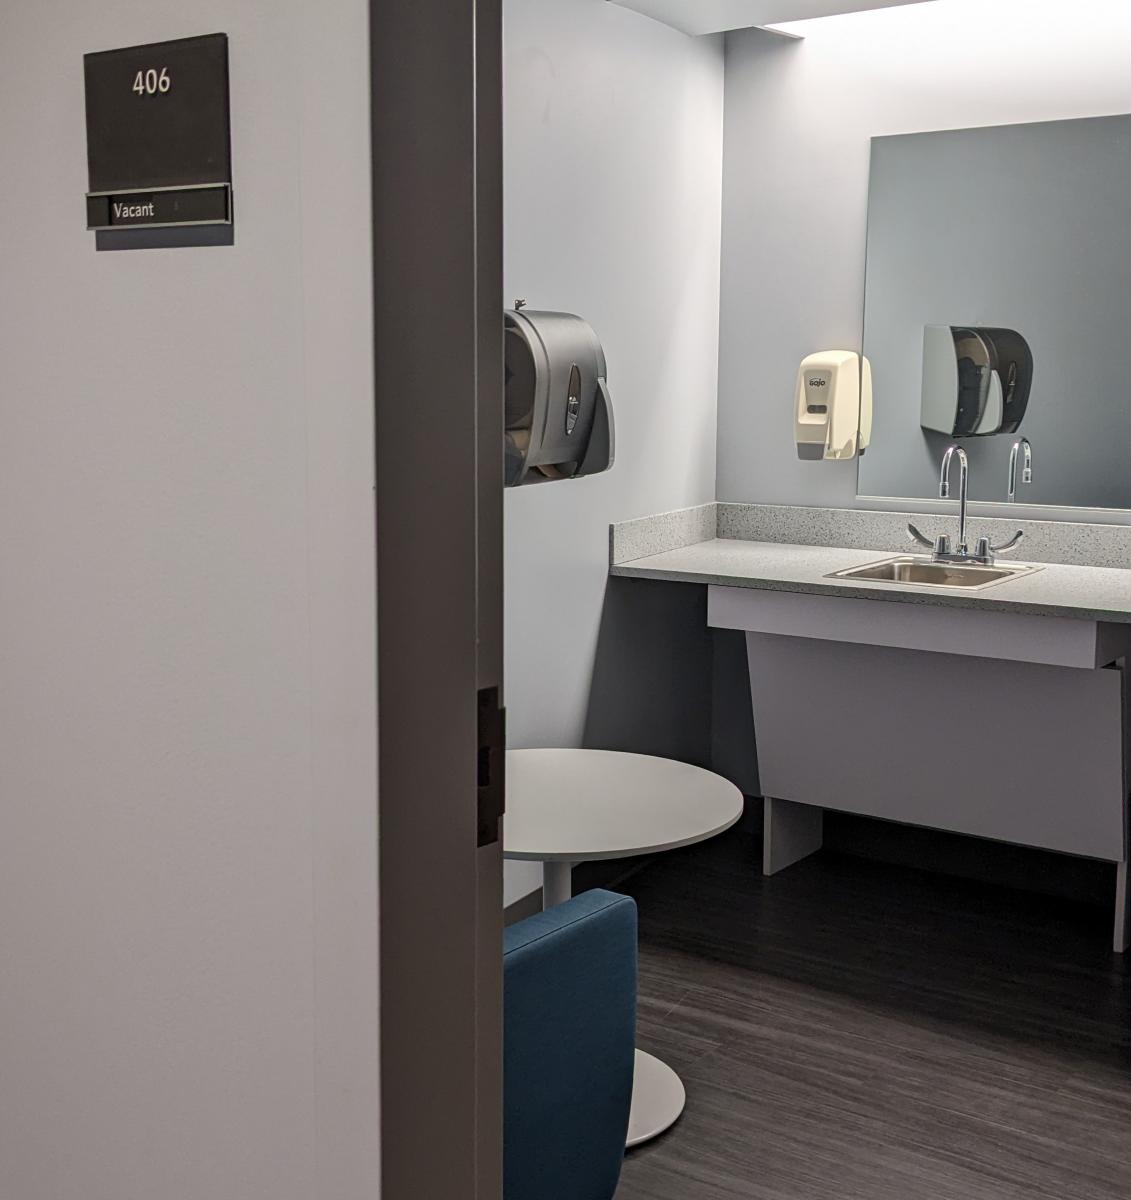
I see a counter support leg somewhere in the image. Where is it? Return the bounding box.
[763,797,824,876]
[1115,862,1130,954]
[542,861,573,910]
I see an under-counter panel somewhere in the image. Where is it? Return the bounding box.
[744,632,1126,863]
[710,584,1131,669]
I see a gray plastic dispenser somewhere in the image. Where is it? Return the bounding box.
[921,325,1033,438]
[504,304,615,487]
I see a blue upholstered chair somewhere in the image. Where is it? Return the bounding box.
[504,889,638,1200]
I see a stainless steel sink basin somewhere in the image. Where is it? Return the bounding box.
[827,556,1041,591]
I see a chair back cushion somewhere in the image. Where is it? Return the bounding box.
[504,889,637,1200]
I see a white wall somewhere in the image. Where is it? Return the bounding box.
[502,0,725,904]
[717,0,1131,509]
[0,5,379,1199]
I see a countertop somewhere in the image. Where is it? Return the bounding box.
[611,538,1131,623]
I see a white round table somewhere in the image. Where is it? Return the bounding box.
[504,748,744,1147]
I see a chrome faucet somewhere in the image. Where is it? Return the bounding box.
[939,445,970,555]
[1007,437,1033,502]
[907,444,1025,566]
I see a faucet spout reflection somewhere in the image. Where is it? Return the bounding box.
[1008,437,1033,502]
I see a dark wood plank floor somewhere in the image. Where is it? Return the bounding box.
[613,826,1131,1200]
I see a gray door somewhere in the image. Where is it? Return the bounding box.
[371,1,505,1196]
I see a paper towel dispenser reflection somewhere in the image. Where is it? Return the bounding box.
[921,325,1032,437]
[794,351,872,461]
[504,304,615,487]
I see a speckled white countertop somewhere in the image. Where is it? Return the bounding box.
[611,538,1131,623]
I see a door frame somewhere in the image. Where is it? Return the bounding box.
[370,1,504,1197]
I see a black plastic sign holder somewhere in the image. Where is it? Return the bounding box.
[84,33,232,248]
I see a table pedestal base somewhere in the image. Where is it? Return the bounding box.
[626,1049,686,1148]
[540,861,687,1147]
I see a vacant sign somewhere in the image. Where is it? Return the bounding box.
[84,33,232,233]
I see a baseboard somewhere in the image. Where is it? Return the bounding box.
[825,809,1114,907]
[506,798,1110,925]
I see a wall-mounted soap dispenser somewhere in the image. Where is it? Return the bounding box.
[504,304,615,487]
[921,325,1032,437]
[794,351,872,461]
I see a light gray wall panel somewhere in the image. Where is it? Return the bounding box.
[0,5,378,1198]
[502,0,725,904]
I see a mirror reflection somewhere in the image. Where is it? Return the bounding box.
[858,114,1131,509]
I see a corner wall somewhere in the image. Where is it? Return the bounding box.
[717,0,1131,509]
[503,0,725,904]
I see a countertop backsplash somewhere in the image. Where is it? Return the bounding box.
[611,503,1131,571]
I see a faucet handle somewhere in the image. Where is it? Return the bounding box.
[908,523,951,559]
[907,522,934,550]
[991,530,1024,555]
[975,532,1023,563]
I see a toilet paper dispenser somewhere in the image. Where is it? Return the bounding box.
[504,304,615,487]
[921,325,1032,437]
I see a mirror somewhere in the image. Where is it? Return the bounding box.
[857,114,1131,510]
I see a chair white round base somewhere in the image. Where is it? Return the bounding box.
[626,1049,686,1148]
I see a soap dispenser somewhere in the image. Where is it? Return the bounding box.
[794,351,872,461]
